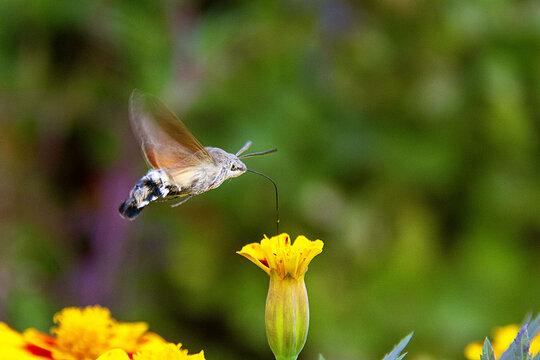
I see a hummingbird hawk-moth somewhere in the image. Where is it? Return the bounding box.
[119,90,277,220]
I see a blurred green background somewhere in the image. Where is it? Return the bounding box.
[1,0,540,359]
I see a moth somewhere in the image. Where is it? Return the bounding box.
[119,90,277,220]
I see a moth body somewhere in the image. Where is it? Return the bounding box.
[118,90,273,220]
[119,147,248,219]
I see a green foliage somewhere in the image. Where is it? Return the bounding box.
[481,339,496,360]
[485,314,540,360]
[528,314,540,342]
[317,332,412,360]
[382,333,413,360]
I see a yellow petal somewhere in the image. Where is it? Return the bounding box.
[492,325,520,357]
[188,350,206,360]
[110,322,149,353]
[237,242,271,275]
[237,233,323,279]
[97,349,131,360]
[0,323,52,360]
[132,343,205,360]
[22,328,55,351]
[531,332,540,356]
[293,237,323,278]
[464,341,483,360]
[0,323,27,347]
[136,332,168,352]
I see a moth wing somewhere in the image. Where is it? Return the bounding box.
[129,89,214,169]
[164,160,207,190]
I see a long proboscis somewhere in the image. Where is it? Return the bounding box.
[239,149,277,159]
[247,169,280,234]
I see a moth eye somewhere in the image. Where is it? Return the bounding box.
[231,165,237,171]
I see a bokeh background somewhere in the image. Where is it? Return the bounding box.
[1,0,540,359]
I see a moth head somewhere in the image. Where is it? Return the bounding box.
[229,158,247,177]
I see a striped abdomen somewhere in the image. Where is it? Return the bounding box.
[119,169,182,219]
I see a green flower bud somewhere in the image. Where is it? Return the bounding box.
[237,233,323,360]
[265,271,309,360]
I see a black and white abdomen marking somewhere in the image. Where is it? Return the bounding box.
[119,169,182,219]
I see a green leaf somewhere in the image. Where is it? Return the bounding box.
[527,314,540,340]
[499,326,531,360]
[481,338,496,360]
[318,355,326,360]
[514,329,531,360]
[382,332,414,360]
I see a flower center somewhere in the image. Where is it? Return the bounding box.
[52,307,114,360]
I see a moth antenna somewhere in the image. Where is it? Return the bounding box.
[236,141,253,156]
[247,169,280,234]
[239,148,277,159]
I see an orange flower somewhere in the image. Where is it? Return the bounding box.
[0,306,203,360]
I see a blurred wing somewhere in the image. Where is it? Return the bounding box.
[166,163,206,191]
[129,89,213,169]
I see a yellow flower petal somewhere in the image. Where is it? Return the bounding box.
[238,233,323,279]
[136,332,168,352]
[531,333,540,356]
[237,242,271,275]
[0,323,28,348]
[0,323,52,360]
[187,350,206,360]
[110,322,150,353]
[134,343,186,360]
[97,349,132,360]
[132,343,206,360]
[464,341,483,360]
[492,325,520,357]
[22,328,55,352]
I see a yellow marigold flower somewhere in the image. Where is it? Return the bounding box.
[97,343,205,360]
[465,324,540,359]
[237,233,323,279]
[238,233,323,360]
[0,305,171,360]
